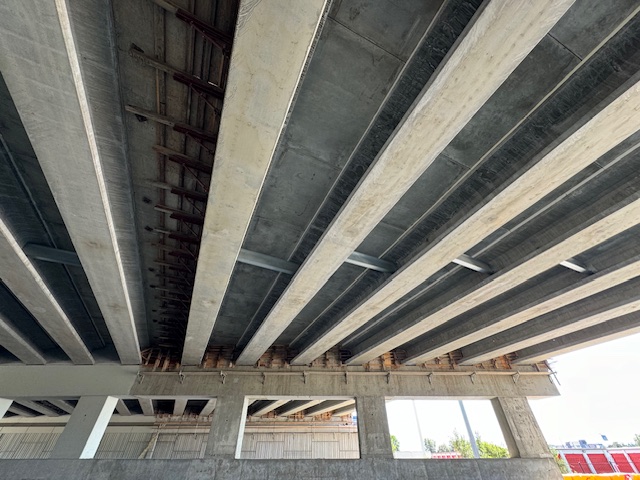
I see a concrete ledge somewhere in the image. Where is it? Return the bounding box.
[0,458,562,479]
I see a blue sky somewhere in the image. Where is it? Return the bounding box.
[385,332,640,451]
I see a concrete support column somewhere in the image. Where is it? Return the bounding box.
[50,396,117,459]
[0,398,12,418]
[356,396,392,458]
[205,396,248,458]
[491,397,551,459]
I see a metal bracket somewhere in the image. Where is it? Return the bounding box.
[136,372,144,384]
[427,372,433,385]
[512,371,520,384]
[220,371,227,384]
[344,372,349,384]
[386,372,391,384]
[303,371,308,384]
[469,372,476,384]
[178,370,186,384]
[261,372,267,385]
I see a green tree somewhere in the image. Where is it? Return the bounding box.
[390,435,400,452]
[449,431,474,458]
[549,447,570,474]
[446,430,509,459]
[437,443,450,453]
[424,437,437,453]
[634,434,640,447]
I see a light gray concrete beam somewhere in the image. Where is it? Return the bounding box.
[0,398,12,418]
[305,399,355,417]
[343,85,640,366]
[250,399,288,417]
[357,396,392,458]
[332,404,357,417]
[200,398,217,416]
[0,0,147,364]
[181,0,329,365]
[399,243,640,365]
[173,398,188,416]
[8,405,36,417]
[15,400,60,417]
[459,282,640,366]
[492,397,551,459]
[115,399,131,416]
[277,400,324,417]
[460,258,640,365]
[0,221,92,364]
[0,311,47,365]
[514,311,640,364]
[205,396,248,458]
[48,400,75,415]
[0,365,558,399]
[138,398,155,417]
[50,396,117,459]
[239,0,576,366]
[0,365,138,398]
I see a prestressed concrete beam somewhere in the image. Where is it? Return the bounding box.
[459,281,640,366]
[277,400,324,417]
[0,311,47,365]
[332,404,357,417]
[48,400,75,415]
[15,400,60,417]
[237,0,576,366]
[138,398,155,417]
[250,399,288,417]
[181,0,329,365]
[115,399,131,416]
[0,220,93,364]
[173,398,188,416]
[459,257,640,365]
[337,78,640,366]
[514,311,640,364]
[305,399,355,416]
[8,405,36,417]
[200,398,217,416]
[0,0,147,364]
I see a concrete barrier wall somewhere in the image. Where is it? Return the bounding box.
[0,457,562,479]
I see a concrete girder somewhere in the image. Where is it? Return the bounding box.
[8,405,36,417]
[115,399,131,416]
[138,398,155,417]
[459,257,640,365]
[0,221,92,364]
[14,400,59,417]
[277,400,324,417]
[0,311,47,365]
[200,399,217,416]
[237,0,576,366]
[455,280,640,366]
[48,400,75,415]
[0,364,558,398]
[305,399,355,417]
[332,404,357,417]
[173,398,188,416]
[181,0,329,365]
[393,220,640,365]
[334,78,640,366]
[0,0,147,364]
[250,399,288,417]
[513,311,640,364]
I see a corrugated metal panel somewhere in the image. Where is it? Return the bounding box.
[256,441,284,459]
[338,432,358,452]
[339,450,359,458]
[311,441,339,459]
[284,432,311,452]
[312,432,337,442]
